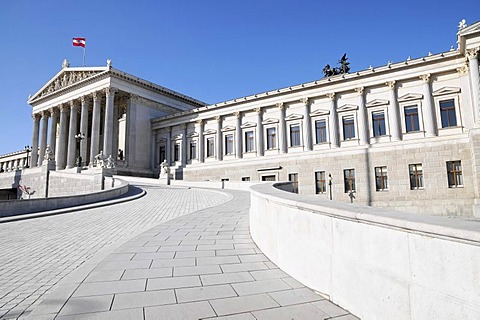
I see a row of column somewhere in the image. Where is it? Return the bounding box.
[163,66,476,164]
[30,87,118,169]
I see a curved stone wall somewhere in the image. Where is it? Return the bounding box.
[249,182,480,320]
[0,178,129,218]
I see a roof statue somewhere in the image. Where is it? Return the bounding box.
[322,53,350,77]
[62,59,70,69]
[107,59,112,68]
[458,19,467,31]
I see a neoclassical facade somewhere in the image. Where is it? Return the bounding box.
[1,20,479,216]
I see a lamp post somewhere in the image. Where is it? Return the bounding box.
[75,133,85,167]
[24,145,32,168]
[328,173,333,200]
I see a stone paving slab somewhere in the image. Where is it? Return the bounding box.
[24,181,358,320]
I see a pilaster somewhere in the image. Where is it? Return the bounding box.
[277,103,287,153]
[419,74,437,137]
[215,115,223,161]
[301,98,312,150]
[166,126,172,165]
[385,81,401,141]
[327,93,339,147]
[234,111,242,159]
[467,48,480,124]
[197,120,205,163]
[355,87,369,145]
[255,108,264,156]
[181,124,188,166]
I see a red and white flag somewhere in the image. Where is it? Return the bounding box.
[72,37,86,48]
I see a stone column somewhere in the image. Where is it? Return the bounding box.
[215,116,223,161]
[467,48,480,123]
[419,74,437,137]
[234,111,242,158]
[57,104,69,170]
[166,127,172,165]
[79,96,89,164]
[301,98,312,150]
[49,107,58,159]
[181,124,188,166]
[90,92,101,164]
[197,120,204,163]
[38,111,49,165]
[112,103,120,160]
[66,101,79,169]
[327,93,339,147]
[386,81,401,141]
[103,87,116,158]
[31,113,40,167]
[255,108,264,156]
[355,87,369,145]
[277,103,287,153]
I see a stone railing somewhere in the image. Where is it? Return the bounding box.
[0,178,128,218]
[249,182,480,320]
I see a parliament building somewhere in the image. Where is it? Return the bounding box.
[2,20,480,217]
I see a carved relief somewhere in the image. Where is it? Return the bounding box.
[466,47,480,59]
[385,81,396,88]
[354,87,365,95]
[419,74,430,83]
[37,70,104,99]
[326,92,336,100]
[456,63,469,75]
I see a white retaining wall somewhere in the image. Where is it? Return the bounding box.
[249,182,480,320]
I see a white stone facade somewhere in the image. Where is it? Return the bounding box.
[1,20,479,216]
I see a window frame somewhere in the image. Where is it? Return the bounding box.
[224,134,234,155]
[374,166,388,191]
[446,160,463,188]
[266,126,277,150]
[315,171,326,194]
[342,115,356,140]
[289,123,302,147]
[189,140,197,160]
[206,137,215,158]
[409,163,424,190]
[314,119,328,144]
[244,130,255,153]
[402,104,421,133]
[343,168,356,193]
[289,173,299,194]
[432,89,462,134]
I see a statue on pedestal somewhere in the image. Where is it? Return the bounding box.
[105,155,115,168]
[160,159,170,176]
[44,145,54,161]
[94,150,105,168]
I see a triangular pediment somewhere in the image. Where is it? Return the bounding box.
[337,104,358,112]
[285,113,303,121]
[187,131,198,138]
[262,118,279,125]
[310,109,330,117]
[28,66,108,103]
[432,87,461,97]
[221,125,236,132]
[397,93,424,102]
[241,122,256,129]
[172,134,183,141]
[366,99,389,108]
[204,129,217,135]
[458,20,480,37]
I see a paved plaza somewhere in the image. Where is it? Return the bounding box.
[0,178,357,319]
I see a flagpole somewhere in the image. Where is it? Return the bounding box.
[83,46,86,66]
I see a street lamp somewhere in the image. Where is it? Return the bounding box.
[75,133,85,167]
[24,145,32,168]
[328,173,333,200]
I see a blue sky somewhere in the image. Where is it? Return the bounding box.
[0,0,478,155]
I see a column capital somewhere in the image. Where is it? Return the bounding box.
[166,126,172,133]
[214,115,222,122]
[32,113,41,121]
[457,63,470,75]
[59,103,69,112]
[326,92,336,100]
[80,96,90,105]
[69,100,79,110]
[233,111,241,118]
[254,107,262,114]
[466,47,480,59]
[418,74,430,83]
[354,87,365,95]
[385,81,396,88]
[40,110,50,118]
[300,97,309,105]
[179,123,187,129]
[196,119,204,125]
[276,102,285,109]
[129,93,140,102]
[92,91,99,101]
[104,87,118,97]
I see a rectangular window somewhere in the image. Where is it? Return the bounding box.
[206,137,215,157]
[372,111,386,137]
[404,106,420,132]
[262,175,276,181]
[315,171,326,194]
[242,177,250,181]
[174,144,180,161]
[344,169,356,193]
[440,99,457,128]
[290,124,301,147]
[446,161,463,187]
[266,127,277,150]
[225,134,234,155]
[289,173,299,194]
[375,166,388,191]
[342,116,355,140]
[189,141,196,160]
[159,146,166,163]
[245,131,255,152]
[315,120,327,143]
[409,164,423,190]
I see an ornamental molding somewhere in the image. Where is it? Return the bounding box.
[456,63,469,75]
[254,107,262,114]
[233,111,241,118]
[300,97,309,105]
[366,99,389,108]
[466,47,480,59]
[276,102,285,109]
[419,74,431,83]
[309,109,330,117]
[196,119,204,125]
[262,118,279,125]
[385,81,396,88]
[432,87,461,97]
[337,104,359,112]
[204,129,217,135]
[241,121,257,129]
[326,93,336,100]
[397,93,424,103]
[285,113,304,121]
[221,125,236,132]
[354,87,365,95]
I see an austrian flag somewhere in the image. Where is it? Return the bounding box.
[72,37,86,48]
